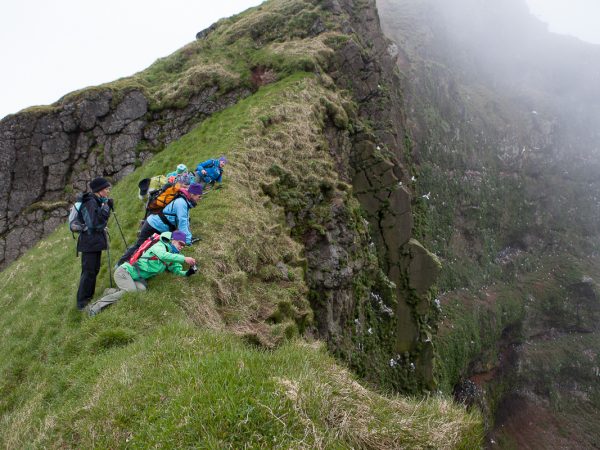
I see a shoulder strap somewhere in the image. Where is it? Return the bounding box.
[158,195,190,229]
[79,198,94,234]
[157,212,177,231]
[200,160,215,170]
[139,242,172,267]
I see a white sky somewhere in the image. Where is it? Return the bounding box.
[525,0,600,45]
[1,0,599,120]
[0,0,263,120]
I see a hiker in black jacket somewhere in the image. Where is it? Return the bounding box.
[76,177,113,311]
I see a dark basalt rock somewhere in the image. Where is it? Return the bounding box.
[0,85,251,268]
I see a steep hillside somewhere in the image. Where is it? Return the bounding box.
[1,0,445,393]
[0,0,482,447]
[377,0,600,446]
[0,70,481,450]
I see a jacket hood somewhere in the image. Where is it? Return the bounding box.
[159,232,172,243]
[80,192,99,203]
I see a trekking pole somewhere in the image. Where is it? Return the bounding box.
[111,211,129,248]
[106,231,114,288]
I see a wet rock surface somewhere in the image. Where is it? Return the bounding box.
[329,0,439,385]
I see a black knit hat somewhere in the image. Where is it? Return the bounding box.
[90,177,110,193]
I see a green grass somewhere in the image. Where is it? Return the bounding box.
[51,0,343,114]
[0,72,482,447]
[3,326,482,448]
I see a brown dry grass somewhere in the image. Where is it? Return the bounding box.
[153,63,240,106]
[183,77,346,346]
[276,364,481,449]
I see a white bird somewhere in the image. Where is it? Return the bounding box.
[422,192,430,200]
[376,145,381,150]
[411,175,416,182]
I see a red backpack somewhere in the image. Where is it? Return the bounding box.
[128,233,162,265]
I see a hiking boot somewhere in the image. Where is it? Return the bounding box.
[88,303,99,317]
[77,301,90,311]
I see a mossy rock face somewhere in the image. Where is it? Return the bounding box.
[394,296,419,352]
[405,239,441,296]
[347,137,439,388]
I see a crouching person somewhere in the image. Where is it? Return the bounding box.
[88,231,196,316]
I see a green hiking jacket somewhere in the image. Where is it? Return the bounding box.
[122,240,187,280]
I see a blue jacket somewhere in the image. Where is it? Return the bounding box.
[196,159,223,184]
[146,196,195,244]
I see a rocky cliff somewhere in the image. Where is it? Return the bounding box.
[0,79,250,268]
[377,0,600,445]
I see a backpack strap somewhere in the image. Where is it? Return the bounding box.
[80,196,106,234]
[156,194,191,231]
[134,242,172,271]
[157,212,177,231]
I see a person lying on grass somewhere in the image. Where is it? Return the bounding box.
[195,156,227,190]
[88,230,197,316]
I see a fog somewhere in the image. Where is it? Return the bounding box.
[376,0,600,250]
[526,0,600,45]
[383,0,600,158]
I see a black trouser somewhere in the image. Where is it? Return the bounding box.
[77,251,102,310]
[117,220,159,265]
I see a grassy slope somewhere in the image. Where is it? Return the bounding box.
[0,70,482,447]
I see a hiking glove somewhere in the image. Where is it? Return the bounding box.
[107,198,114,210]
[185,266,197,277]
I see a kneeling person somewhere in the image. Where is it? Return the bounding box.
[89,231,196,316]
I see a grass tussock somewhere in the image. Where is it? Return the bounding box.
[275,365,483,449]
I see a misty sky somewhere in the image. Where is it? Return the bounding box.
[526,0,600,45]
[1,0,600,120]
